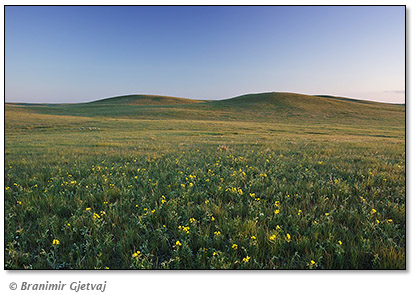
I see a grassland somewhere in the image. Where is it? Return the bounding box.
[4,92,405,269]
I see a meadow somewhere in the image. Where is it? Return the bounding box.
[4,93,405,269]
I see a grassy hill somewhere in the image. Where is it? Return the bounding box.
[208,92,404,123]
[6,92,405,126]
[4,91,405,269]
[86,94,206,105]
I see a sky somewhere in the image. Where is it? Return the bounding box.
[5,6,405,103]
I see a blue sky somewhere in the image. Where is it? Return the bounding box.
[5,6,405,103]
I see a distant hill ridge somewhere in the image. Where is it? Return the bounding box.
[87,94,206,105]
[6,92,404,125]
[87,92,404,107]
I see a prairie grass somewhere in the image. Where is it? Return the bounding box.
[4,95,405,269]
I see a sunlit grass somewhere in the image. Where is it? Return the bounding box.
[4,100,405,269]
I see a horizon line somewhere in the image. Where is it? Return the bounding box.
[4,91,406,105]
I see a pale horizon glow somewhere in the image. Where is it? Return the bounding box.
[5,6,405,104]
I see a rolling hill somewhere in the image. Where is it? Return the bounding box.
[5,91,406,270]
[6,92,405,126]
[86,94,206,105]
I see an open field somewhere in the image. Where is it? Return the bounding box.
[4,93,405,269]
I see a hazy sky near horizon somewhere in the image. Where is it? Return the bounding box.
[5,6,405,103]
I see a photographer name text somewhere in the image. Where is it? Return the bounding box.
[16,281,107,292]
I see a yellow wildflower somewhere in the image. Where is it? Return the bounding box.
[175,240,182,247]
[274,209,280,214]
[232,244,238,250]
[242,256,250,263]
[310,260,316,265]
[189,218,196,223]
[132,250,141,257]
[251,236,257,240]
[16,201,22,205]
[52,239,60,245]
[85,207,91,211]
[269,234,277,241]
[338,240,342,245]
[371,209,377,214]
[214,231,221,236]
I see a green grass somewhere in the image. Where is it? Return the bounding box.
[5,92,405,269]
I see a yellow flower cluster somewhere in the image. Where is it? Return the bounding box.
[132,250,141,257]
[242,256,250,263]
[178,225,190,234]
[228,187,243,195]
[52,239,60,245]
